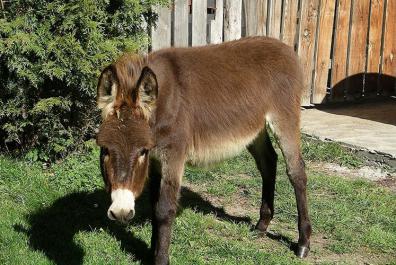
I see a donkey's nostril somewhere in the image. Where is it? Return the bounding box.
[107,208,134,223]
[109,210,117,220]
[127,209,135,220]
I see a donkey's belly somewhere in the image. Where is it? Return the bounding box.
[187,130,260,166]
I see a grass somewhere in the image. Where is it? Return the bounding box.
[0,139,395,264]
[301,135,364,168]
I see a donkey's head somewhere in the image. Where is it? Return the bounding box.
[96,54,158,224]
[97,54,157,120]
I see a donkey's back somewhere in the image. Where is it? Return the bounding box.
[147,37,304,165]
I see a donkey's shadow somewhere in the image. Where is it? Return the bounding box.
[14,186,251,265]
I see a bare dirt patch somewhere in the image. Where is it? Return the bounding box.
[376,177,396,193]
[308,162,396,193]
[309,162,393,181]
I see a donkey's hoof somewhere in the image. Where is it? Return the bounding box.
[254,220,269,232]
[296,245,310,258]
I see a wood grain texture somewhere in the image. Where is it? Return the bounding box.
[268,0,282,39]
[151,5,171,51]
[192,0,208,46]
[281,0,299,47]
[331,0,352,100]
[312,0,336,104]
[210,0,224,44]
[244,0,267,36]
[224,0,242,41]
[365,0,385,96]
[367,0,385,73]
[174,0,189,47]
[298,0,320,105]
[381,0,396,95]
[347,0,370,99]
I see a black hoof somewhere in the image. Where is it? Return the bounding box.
[254,220,269,232]
[254,220,270,233]
[296,245,309,258]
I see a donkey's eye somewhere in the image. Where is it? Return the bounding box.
[139,148,149,157]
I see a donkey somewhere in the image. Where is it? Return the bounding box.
[96,36,312,264]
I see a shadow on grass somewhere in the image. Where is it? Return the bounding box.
[265,231,298,255]
[14,186,252,265]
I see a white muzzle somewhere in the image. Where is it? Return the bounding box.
[107,189,135,223]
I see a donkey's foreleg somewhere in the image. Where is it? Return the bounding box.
[151,152,185,265]
[149,158,162,257]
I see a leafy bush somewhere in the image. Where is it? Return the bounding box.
[0,0,167,161]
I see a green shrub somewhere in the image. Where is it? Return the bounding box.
[0,0,167,161]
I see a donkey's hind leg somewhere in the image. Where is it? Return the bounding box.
[269,113,312,258]
[247,128,278,232]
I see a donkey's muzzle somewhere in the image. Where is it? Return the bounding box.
[108,208,135,224]
[108,188,135,224]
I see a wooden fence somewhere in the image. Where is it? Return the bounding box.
[151,0,395,106]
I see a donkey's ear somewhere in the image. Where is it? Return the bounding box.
[97,66,117,116]
[97,65,119,119]
[134,67,158,107]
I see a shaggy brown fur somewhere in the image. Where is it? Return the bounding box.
[96,36,312,264]
[97,107,154,196]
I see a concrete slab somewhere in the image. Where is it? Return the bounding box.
[301,99,396,158]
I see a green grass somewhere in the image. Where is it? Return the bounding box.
[301,135,364,168]
[0,140,395,264]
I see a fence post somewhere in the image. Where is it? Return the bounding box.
[281,0,298,46]
[210,0,224,44]
[192,0,207,46]
[331,0,352,101]
[174,0,189,47]
[381,0,396,95]
[312,0,336,104]
[244,0,267,36]
[268,0,282,39]
[151,5,171,51]
[224,0,242,41]
[347,0,370,99]
[298,0,320,106]
[365,0,385,97]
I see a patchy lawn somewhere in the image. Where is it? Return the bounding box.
[0,138,395,265]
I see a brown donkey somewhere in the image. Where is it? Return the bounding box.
[96,36,312,264]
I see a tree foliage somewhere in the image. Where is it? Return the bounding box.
[0,0,166,161]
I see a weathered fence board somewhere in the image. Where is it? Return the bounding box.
[381,0,396,95]
[331,0,352,100]
[244,0,267,36]
[281,0,298,47]
[224,0,242,41]
[210,0,223,44]
[365,0,385,97]
[268,0,282,39]
[151,5,171,50]
[312,0,336,104]
[192,0,207,46]
[347,0,370,99]
[174,0,189,47]
[298,0,320,105]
